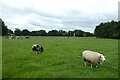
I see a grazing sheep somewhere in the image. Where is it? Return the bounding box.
[25,36,30,39]
[32,44,43,54]
[82,50,106,68]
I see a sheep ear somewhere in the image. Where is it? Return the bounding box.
[99,56,101,60]
[99,55,102,58]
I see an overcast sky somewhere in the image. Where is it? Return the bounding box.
[0,0,119,33]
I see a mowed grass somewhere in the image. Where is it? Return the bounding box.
[2,37,118,78]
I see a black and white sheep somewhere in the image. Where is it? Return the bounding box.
[82,50,106,67]
[32,44,43,54]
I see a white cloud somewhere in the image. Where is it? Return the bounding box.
[0,0,119,33]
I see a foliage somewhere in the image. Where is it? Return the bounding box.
[48,30,59,36]
[0,19,8,36]
[30,30,47,36]
[21,29,30,36]
[94,20,120,39]
[68,31,74,37]
[14,29,93,37]
[14,28,22,36]
[0,19,13,36]
[8,29,13,34]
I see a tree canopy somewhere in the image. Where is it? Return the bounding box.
[13,29,94,37]
[94,20,120,39]
[0,19,8,36]
[14,28,21,36]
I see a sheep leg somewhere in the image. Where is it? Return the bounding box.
[100,62,103,65]
[96,65,98,68]
[36,51,38,54]
[84,62,86,66]
[33,51,35,54]
[91,64,93,68]
[83,58,87,66]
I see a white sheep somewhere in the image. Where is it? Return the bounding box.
[82,50,106,68]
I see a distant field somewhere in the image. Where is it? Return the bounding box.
[2,37,118,78]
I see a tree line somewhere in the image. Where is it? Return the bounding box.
[0,19,93,37]
[0,18,13,36]
[94,20,120,39]
[12,28,94,37]
[1,18,119,39]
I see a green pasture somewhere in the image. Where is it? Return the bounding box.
[2,37,118,78]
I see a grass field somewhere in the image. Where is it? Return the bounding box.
[2,37,118,78]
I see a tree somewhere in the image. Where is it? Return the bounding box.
[48,30,59,36]
[74,30,84,37]
[39,30,47,36]
[0,19,8,36]
[30,31,36,36]
[14,28,21,36]
[68,31,74,37]
[84,32,94,37]
[34,31,41,36]
[8,29,13,36]
[58,30,68,36]
[94,20,119,39]
[21,29,30,36]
